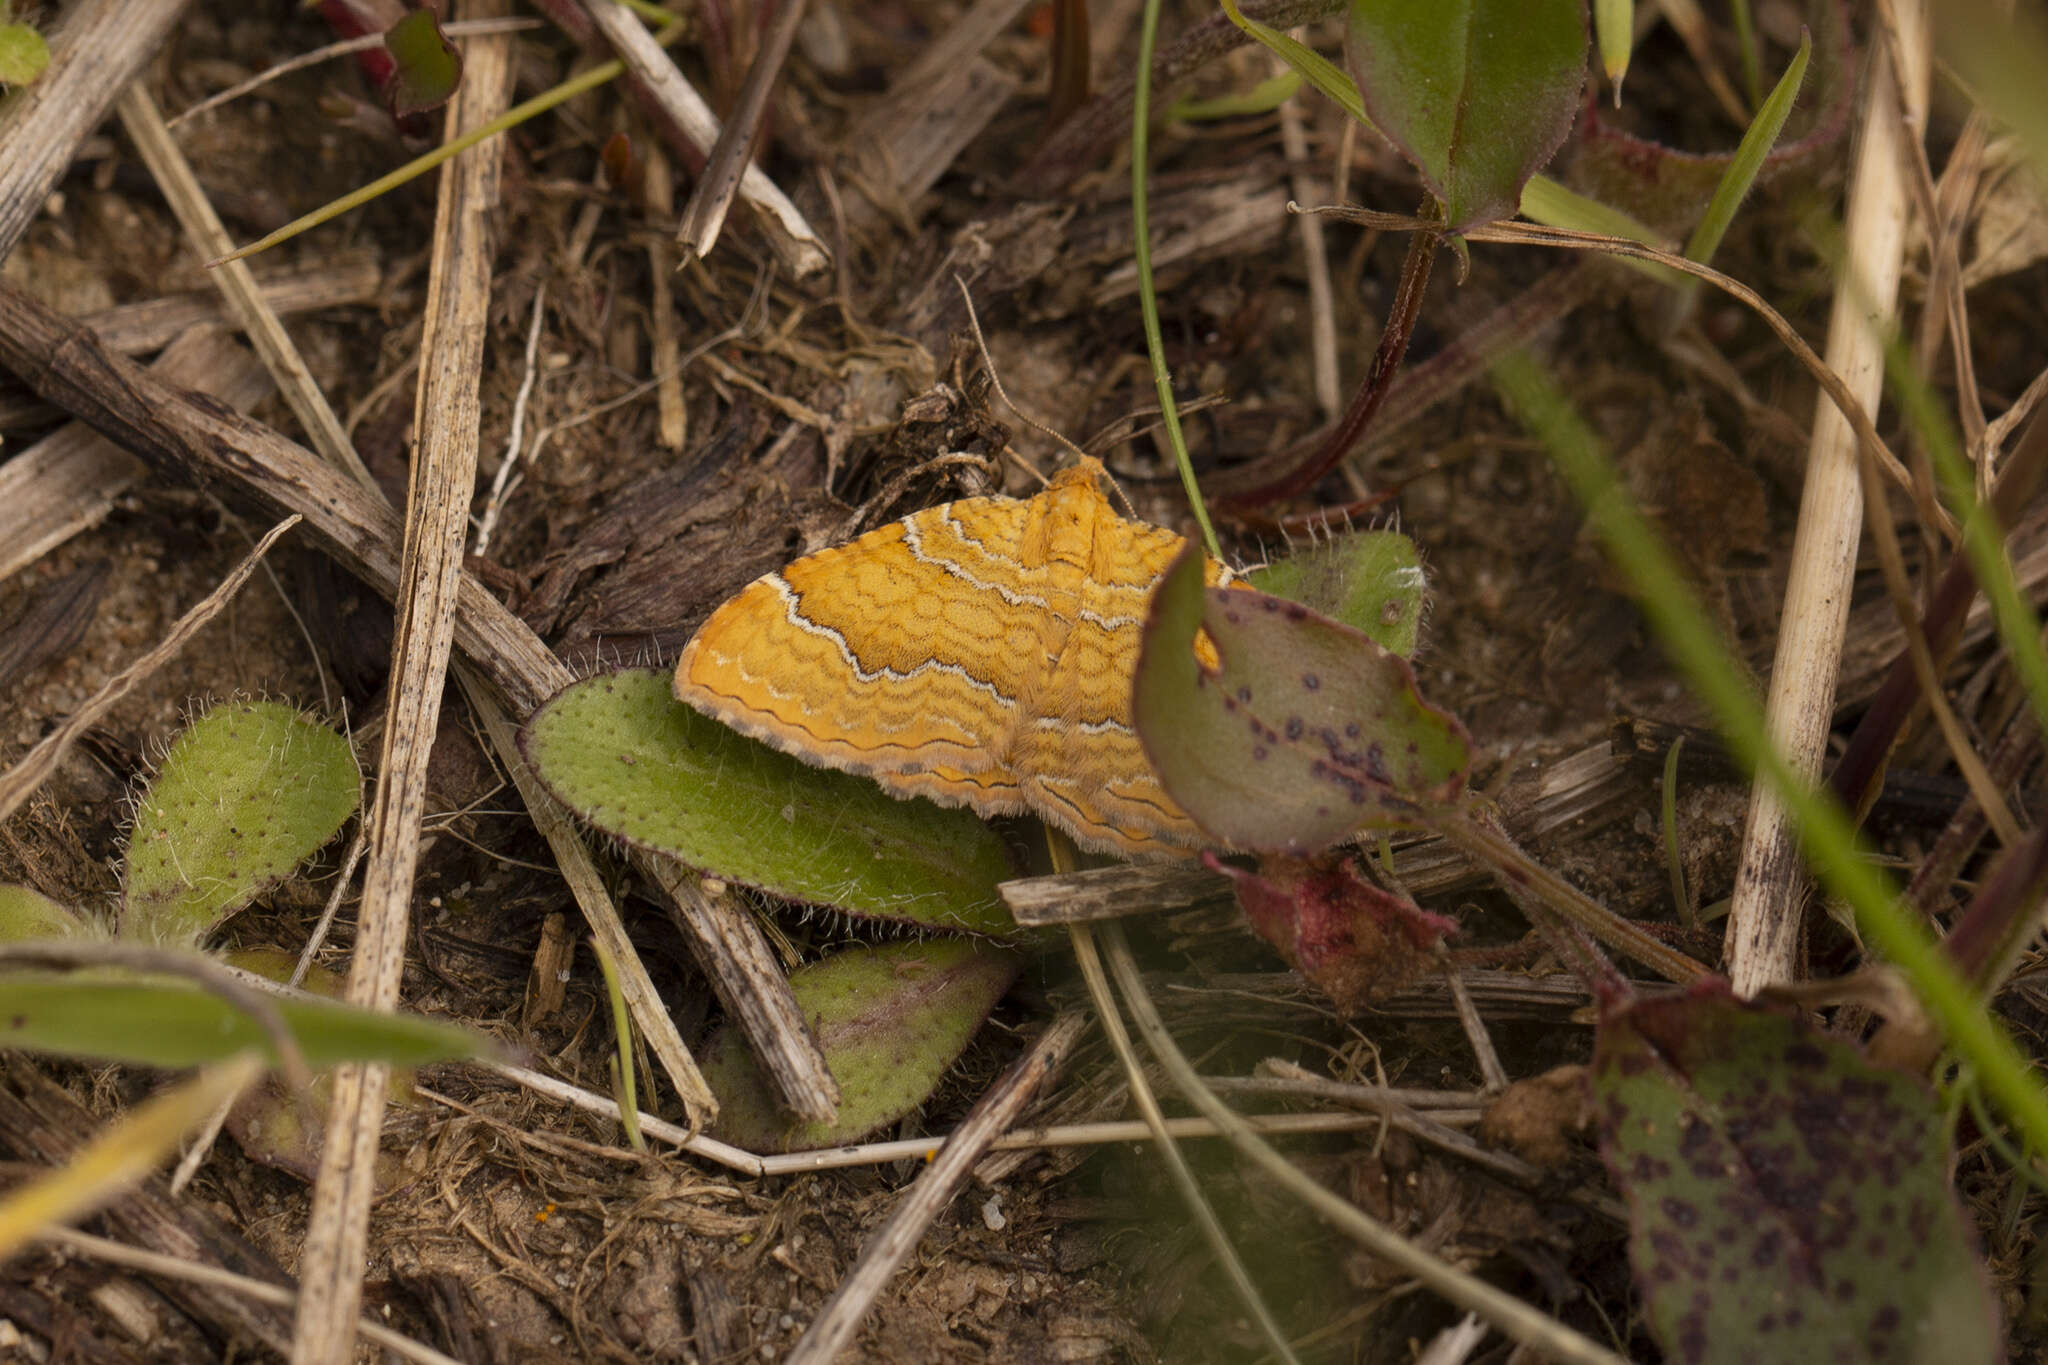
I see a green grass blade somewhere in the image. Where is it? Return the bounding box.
[1492,348,2048,1158]
[215,28,675,264]
[1682,29,1810,268]
[1135,0,1221,557]
[1218,0,1373,130]
[1886,347,2048,759]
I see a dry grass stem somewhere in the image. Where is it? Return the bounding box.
[1070,922,1302,1363]
[292,9,516,1358]
[1726,0,1930,993]
[0,515,300,827]
[43,1227,465,1365]
[0,0,189,257]
[472,691,718,1123]
[1098,923,1631,1365]
[783,1014,1092,1365]
[1280,88,1341,419]
[0,281,840,1121]
[674,0,808,261]
[0,329,269,584]
[164,17,542,130]
[579,0,828,276]
[116,85,377,495]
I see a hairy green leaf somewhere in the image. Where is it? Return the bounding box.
[520,670,1016,935]
[0,885,86,942]
[122,701,360,946]
[701,938,1019,1154]
[1245,530,1427,658]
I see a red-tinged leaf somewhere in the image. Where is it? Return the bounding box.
[382,7,463,122]
[1133,543,1471,854]
[1345,0,1588,232]
[319,0,404,91]
[1594,982,1999,1365]
[1206,850,1456,1012]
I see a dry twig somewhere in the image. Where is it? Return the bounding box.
[0,0,189,257]
[292,10,515,1357]
[0,516,300,827]
[783,1014,1091,1365]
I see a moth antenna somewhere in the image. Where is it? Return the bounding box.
[952,276,1090,488]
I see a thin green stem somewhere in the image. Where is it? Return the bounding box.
[1132,0,1221,558]
[215,26,684,265]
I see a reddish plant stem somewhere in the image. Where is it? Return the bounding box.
[1222,223,1439,509]
[1047,0,1092,127]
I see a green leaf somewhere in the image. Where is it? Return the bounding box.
[381,7,463,121]
[1682,29,1810,268]
[211,947,412,1188]
[1220,0,1373,129]
[1133,546,1471,854]
[520,670,1017,935]
[1518,175,1686,286]
[700,938,1019,1154]
[0,972,495,1070]
[1171,71,1302,123]
[1518,174,1661,244]
[1345,0,1589,231]
[0,885,87,941]
[122,701,360,946]
[0,22,48,87]
[1593,0,1632,86]
[1244,530,1428,658]
[1594,984,1999,1365]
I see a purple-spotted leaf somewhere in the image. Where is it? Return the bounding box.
[1346,0,1588,232]
[700,938,1020,1154]
[1206,850,1457,1013]
[1594,982,1998,1365]
[1134,544,1470,853]
[381,6,462,122]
